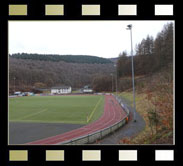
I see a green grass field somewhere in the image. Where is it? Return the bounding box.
[9,95,105,124]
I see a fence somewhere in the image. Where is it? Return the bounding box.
[58,94,130,145]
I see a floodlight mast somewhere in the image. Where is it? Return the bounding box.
[14,77,16,93]
[113,64,118,95]
[110,73,114,92]
[126,24,137,122]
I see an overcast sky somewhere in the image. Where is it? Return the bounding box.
[9,21,173,58]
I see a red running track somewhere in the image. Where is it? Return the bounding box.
[26,95,127,145]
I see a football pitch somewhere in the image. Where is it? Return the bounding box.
[9,95,105,124]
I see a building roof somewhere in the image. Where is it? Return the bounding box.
[51,86,71,89]
[84,85,92,89]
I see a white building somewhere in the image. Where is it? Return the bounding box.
[51,86,72,94]
[14,91,21,95]
[82,85,93,93]
[83,89,93,93]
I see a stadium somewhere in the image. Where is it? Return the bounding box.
[9,93,129,145]
[8,21,174,145]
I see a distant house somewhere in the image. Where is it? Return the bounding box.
[51,86,72,94]
[82,85,93,93]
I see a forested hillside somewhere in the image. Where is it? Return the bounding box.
[9,22,173,95]
[10,53,112,64]
[117,22,173,78]
[9,57,115,93]
[91,23,173,92]
[117,22,174,144]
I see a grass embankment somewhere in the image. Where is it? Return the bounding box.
[118,91,173,144]
[117,68,173,144]
[9,95,105,125]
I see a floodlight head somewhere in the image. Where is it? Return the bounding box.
[127,24,132,30]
